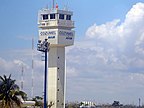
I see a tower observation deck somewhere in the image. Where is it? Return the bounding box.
[38,4,75,108]
[38,9,74,29]
[38,6,75,47]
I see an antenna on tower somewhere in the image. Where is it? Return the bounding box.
[31,37,34,98]
[46,4,48,9]
[53,0,55,8]
[21,64,24,90]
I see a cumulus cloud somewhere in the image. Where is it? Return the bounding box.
[0,57,16,73]
[86,19,121,39]
[84,2,144,68]
[66,2,144,103]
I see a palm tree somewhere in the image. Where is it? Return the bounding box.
[0,74,27,108]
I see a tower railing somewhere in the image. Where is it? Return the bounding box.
[38,20,74,28]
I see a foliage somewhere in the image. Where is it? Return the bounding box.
[65,102,80,108]
[32,96,43,107]
[0,74,27,108]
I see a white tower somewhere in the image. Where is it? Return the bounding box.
[38,4,75,108]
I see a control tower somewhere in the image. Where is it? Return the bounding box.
[38,4,75,108]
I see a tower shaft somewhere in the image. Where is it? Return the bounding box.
[48,47,65,108]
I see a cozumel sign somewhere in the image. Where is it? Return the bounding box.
[39,30,74,40]
[59,30,74,40]
[59,31,74,37]
[39,31,56,36]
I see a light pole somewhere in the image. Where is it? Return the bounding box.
[37,39,50,108]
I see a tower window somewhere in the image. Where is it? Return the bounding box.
[66,15,71,20]
[43,14,48,20]
[50,14,55,19]
[59,14,64,19]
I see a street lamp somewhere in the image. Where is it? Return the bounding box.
[37,39,50,108]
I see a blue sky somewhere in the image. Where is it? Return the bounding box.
[0,0,144,105]
[0,0,142,49]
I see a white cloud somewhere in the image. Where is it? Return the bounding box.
[86,19,121,39]
[125,2,144,23]
[66,2,144,103]
[0,58,21,73]
[83,2,144,66]
[0,49,44,98]
[135,33,144,54]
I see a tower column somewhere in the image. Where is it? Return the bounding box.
[48,47,65,108]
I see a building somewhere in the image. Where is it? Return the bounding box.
[38,3,75,108]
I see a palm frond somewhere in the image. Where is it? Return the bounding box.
[0,74,26,108]
[0,75,4,82]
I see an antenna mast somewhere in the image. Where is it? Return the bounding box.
[21,64,24,90]
[53,0,55,8]
[31,38,34,98]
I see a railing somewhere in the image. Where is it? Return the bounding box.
[38,20,74,28]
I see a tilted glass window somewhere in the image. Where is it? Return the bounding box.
[66,15,71,20]
[59,14,64,19]
[50,14,55,19]
[43,14,48,20]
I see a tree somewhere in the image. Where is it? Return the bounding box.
[112,101,123,107]
[0,74,27,108]
[32,96,43,107]
[65,102,80,108]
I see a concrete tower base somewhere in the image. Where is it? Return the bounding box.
[48,47,65,108]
